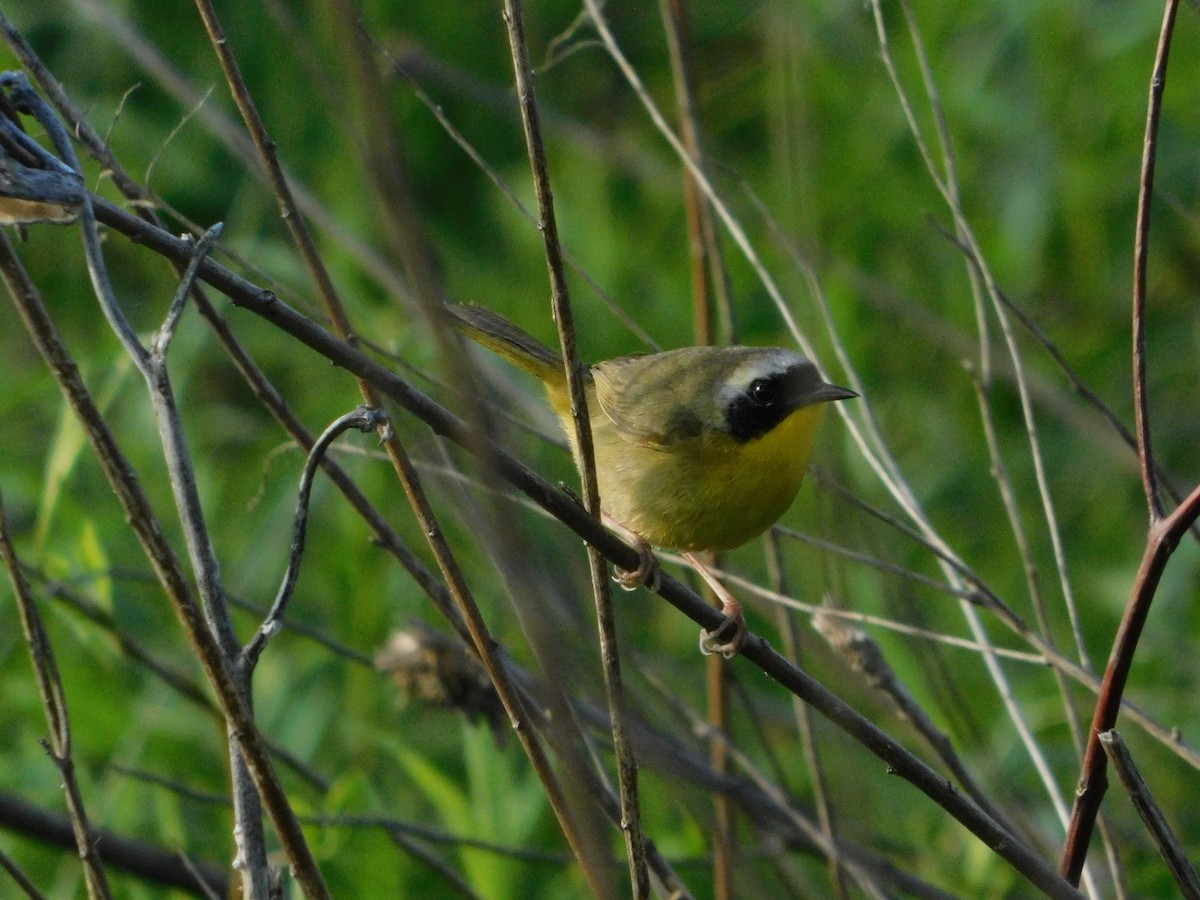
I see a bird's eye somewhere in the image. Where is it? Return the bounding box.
[749,378,778,407]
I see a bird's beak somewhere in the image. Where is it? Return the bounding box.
[807,383,858,405]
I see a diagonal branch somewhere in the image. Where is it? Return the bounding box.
[1060,0,1183,883]
[0,490,112,900]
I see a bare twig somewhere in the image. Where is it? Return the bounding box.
[0,791,228,897]
[1099,730,1200,898]
[0,78,282,891]
[866,12,1091,879]
[1131,6,1177,525]
[1062,485,1200,881]
[502,1,650,896]
[0,489,112,899]
[241,406,387,673]
[813,611,1021,843]
[1061,0,1184,883]
[0,229,326,899]
[0,845,48,900]
[766,536,848,900]
[189,0,609,887]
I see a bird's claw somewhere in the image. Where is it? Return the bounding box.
[613,539,660,592]
[699,610,747,659]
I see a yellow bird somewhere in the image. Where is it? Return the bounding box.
[448,304,855,657]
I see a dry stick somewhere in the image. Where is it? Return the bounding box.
[1060,0,1184,884]
[0,71,318,899]
[969,373,1089,746]
[640,668,948,900]
[899,0,1095,682]
[659,0,734,348]
[0,234,328,900]
[340,45,626,883]
[0,491,113,900]
[8,67,274,894]
[935,225,1196,532]
[40,577,330,794]
[1099,730,1200,899]
[811,611,1021,845]
[501,1,651,897]
[866,11,1115,889]
[15,0,477,666]
[45,9,625,883]
[240,407,387,674]
[115,767,487,900]
[656,2,737,893]
[1061,492,1200,881]
[871,6,1091,873]
[84,208,1084,898]
[0,846,48,900]
[765,536,849,900]
[188,0,607,891]
[821,470,1178,694]
[384,51,659,353]
[0,12,464,653]
[0,790,229,898]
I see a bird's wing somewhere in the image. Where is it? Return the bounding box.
[592,354,704,450]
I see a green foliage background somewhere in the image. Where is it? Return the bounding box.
[0,0,1197,897]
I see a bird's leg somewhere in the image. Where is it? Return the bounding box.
[685,552,747,659]
[602,514,661,592]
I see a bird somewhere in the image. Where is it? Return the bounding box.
[446,303,856,657]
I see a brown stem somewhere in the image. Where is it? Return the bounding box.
[1061,483,1200,882]
[1131,0,1178,524]
[502,0,651,896]
[1060,0,1182,883]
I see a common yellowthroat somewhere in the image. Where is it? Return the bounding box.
[448,304,856,656]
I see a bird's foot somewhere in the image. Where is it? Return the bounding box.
[685,552,748,659]
[613,534,660,592]
[699,596,747,659]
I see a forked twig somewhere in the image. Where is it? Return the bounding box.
[241,406,388,673]
[1061,0,1187,883]
[0,74,324,900]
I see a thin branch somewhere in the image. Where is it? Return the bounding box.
[240,406,387,673]
[1131,0,1177,523]
[766,535,849,900]
[16,63,276,890]
[189,0,612,887]
[1062,483,1200,881]
[0,845,48,900]
[0,791,228,898]
[1061,0,1183,883]
[152,222,224,357]
[501,1,650,896]
[0,229,327,900]
[1099,731,1200,898]
[0,489,112,900]
[812,611,1022,844]
[866,11,1091,876]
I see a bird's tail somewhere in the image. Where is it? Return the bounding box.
[445,304,565,385]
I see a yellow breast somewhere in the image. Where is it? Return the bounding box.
[590,402,825,552]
